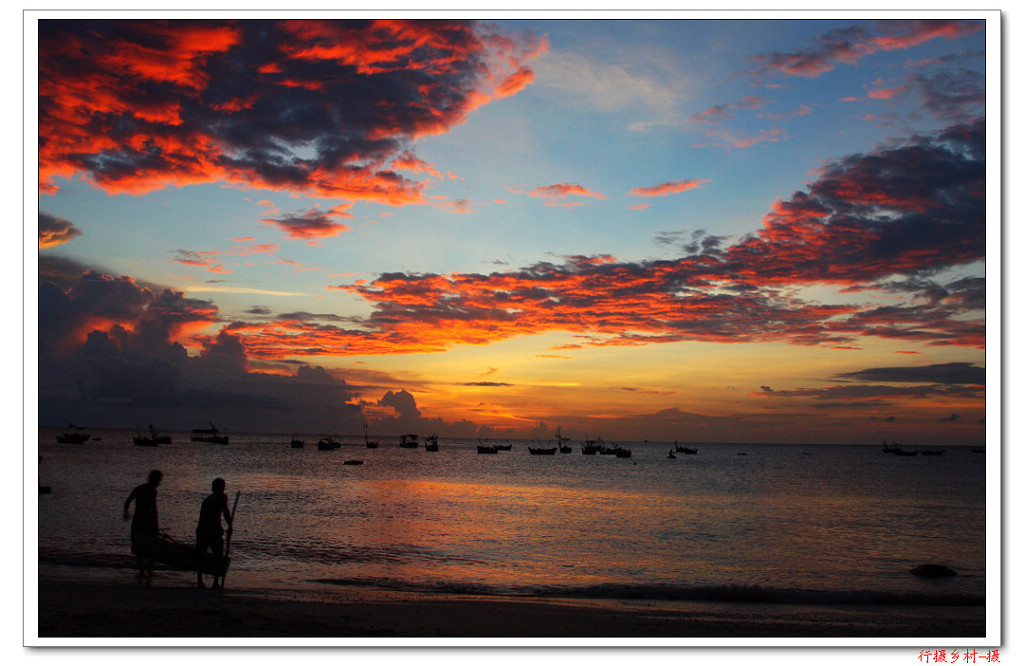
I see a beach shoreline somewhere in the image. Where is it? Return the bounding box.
[32,571,986,645]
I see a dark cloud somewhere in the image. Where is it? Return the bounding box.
[749,20,982,80]
[379,389,421,420]
[836,362,984,385]
[39,211,82,249]
[264,209,350,240]
[37,267,370,432]
[910,68,985,123]
[38,19,545,203]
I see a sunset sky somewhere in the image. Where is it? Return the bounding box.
[33,14,994,445]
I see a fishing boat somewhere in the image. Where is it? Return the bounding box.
[556,426,572,453]
[56,425,90,444]
[425,434,439,451]
[399,434,420,449]
[892,447,919,457]
[528,445,557,455]
[882,441,900,454]
[134,425,171,447]
[494,443,513,451]
[363,424,379,449]
[477,444,499,454]
[290,438,305,448]
[674,444,698,454]
[191,423,228,444]
[581,439,602,455]
[317,436,341,451]
[613,447,632,458]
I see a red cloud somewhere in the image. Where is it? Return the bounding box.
[629,179,711,197]
[38,20,545,202]
[529,183,607,201]
[224,121,984,359]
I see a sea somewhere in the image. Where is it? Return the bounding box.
[35,427,989,621]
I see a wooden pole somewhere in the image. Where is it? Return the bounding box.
[219,491,240,591]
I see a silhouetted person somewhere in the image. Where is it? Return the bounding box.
[124,470,163,578]
[195,478,232,589]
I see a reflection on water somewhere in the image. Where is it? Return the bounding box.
[37,429,986,605]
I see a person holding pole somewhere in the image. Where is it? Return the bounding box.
[195,478,233,589]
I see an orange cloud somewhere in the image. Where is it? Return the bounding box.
[629,179,711,197]
[223,121,985,360]
[529,183,607,202]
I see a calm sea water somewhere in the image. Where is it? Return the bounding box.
[36,427,987,607]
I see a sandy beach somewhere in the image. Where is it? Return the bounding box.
[33,573,986,644]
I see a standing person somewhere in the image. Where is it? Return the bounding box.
[195,477,233,589]
[123,470,163,578]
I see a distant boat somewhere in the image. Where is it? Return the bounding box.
[477,444,499,454]
[668,450,676,459]
[556,427,572,453]
[342,459,364,466]
[494,443,512,451]
[892,448,919,457]
[317,436,341,451]
[134,425,170,447]
[581,439,602,455]
[882,441,900,454]
[613,447,632,458]
[528,445,557,455]
[290,438,305,449]
[675,445,698,455]
[363,424,379,449]
[56,424,90,444]
[399,434,420,449]
[191,423,228,444]
[424,434,439,451]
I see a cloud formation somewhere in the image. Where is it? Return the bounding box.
[38,19,546,203]
[264,206,353,240]
[236,119,980,357]
[629,179,711,197]
[750,20,982,79]
[39,211,82,248]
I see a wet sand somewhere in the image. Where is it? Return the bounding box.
[33,575,986,643]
